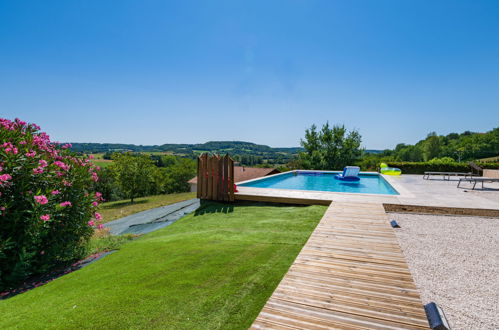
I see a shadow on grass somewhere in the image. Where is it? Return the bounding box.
[195,201,234,215]
[194,200,310,216]
[101,199,149,209]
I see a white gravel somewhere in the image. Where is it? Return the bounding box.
[391,213,499,330]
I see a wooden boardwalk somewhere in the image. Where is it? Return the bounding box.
[251,202,429,329]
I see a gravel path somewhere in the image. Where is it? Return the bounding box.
[391,213,499,330]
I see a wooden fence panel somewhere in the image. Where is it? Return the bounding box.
[197,153,235,202]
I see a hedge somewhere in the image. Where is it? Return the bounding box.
[385,162,499,174]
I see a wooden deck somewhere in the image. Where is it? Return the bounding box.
[251,202,429,329]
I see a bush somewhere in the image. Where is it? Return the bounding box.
[0,118,104,290]
[386,160,499,174]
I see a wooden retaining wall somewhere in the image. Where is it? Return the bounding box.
[197,154,235,202]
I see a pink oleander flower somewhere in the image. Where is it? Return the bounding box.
[94,212,102,220]
[25,150,36,157]
[19,140,27,145]
[40,214,50,221]
[0,174,12,183]
[51,190,60,195]
[92,201,99,207]
[61,143,72,149]
[87,220,95,226]
[38,159,48,167]
[54,161,69,171]
[60,201,72,207]
[63,180,72,187]
[33,166,43,174]
[91,172,98,182]
[95,192,103,200]
[97,224,104,230]
[34,195,48,205]
[5,147,18,154]
[14,118,26,126]
[33,167,44,174]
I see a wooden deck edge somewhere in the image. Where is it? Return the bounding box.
[235,194,332,206]
[383,203,499,217]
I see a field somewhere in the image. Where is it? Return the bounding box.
[0,202,326,329]
[479,155,499,163]
[89,151,182,168]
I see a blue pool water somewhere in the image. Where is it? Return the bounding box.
[239,171,399,195]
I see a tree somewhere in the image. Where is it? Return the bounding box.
[110,153,157,203]
[92,167,121,202]
[300,124,322,169]
[299,123,362,170]
[423,132,441,161]
[164,158,196,193]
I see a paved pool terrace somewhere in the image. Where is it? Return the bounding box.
[235,171,499,214]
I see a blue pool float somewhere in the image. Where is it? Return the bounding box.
[335,166,361,181]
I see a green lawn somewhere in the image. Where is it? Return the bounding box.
[99,192,196,224]
[91,159,113,168]
[0,202,326,329]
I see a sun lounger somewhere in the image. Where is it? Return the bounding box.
[423,171,477,180]
[457,177,499,190]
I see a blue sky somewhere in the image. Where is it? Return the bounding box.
[1,1,498,149]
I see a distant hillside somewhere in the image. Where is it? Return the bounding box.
[69,141,303,166]
[364,149,383,154]
[69,141,302,154]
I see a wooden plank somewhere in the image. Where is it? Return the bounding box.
[212,155,219,201]
[223,155,229,202]
[196,155,201,199]
[257,299,426,330]
[251,202,428,329]
[212,155,218,200]
[218,155,224,201]
[200,154,208,199]
[235,193,332,206]
[228,156,234,202]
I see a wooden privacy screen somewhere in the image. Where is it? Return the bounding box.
[197,154,235,201]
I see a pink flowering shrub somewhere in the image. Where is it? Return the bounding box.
[0,118,104,290]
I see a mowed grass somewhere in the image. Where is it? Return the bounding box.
[0,202,326,329]
[91,159,113,168]
[99,192,196,224]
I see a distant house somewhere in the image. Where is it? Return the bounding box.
[188,166,281,192]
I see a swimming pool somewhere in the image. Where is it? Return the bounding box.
[238,171,399,195]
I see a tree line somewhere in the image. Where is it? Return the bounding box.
[359,127,499,169]
[94,153,196,203]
